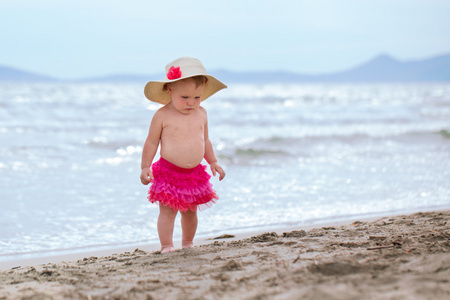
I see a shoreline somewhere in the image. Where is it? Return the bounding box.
[0,210,449,299]
[1,207,448,271]
[0,212,394,271]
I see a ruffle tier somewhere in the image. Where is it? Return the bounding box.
[148,158,218,212]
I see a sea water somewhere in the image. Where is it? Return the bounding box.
[1,82,449,261]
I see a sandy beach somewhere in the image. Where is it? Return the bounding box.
[0,210,449,299]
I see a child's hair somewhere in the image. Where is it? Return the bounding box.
[163,75,208,91]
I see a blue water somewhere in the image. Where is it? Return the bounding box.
[1,83,449,261]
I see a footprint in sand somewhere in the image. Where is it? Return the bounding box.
[221,259,244,271]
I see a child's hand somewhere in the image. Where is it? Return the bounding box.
[140,167,153,185]
[209,162,226,181]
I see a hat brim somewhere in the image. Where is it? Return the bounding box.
[144,74,227,105]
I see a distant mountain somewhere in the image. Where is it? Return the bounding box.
[210,69,314,84]
[1,52,450,83]
[0,65,56,82]
[214,53,450,83]
[317,53,450,82]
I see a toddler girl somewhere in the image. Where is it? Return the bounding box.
[140,57,226,253]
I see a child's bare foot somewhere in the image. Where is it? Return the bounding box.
[161,246,175,253]
[182,243,194,249]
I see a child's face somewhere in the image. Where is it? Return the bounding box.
[167,79,205,114]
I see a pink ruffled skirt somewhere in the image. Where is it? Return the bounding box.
[148,158,218,212]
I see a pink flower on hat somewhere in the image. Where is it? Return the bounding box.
[167,66,182,80]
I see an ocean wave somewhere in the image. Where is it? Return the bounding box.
[1,83,449,261]
[218,128,450,164]
[226,128,450,148]
[235,148,289,157]
[438,129,450,139]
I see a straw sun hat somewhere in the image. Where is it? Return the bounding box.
[144,57,227,105]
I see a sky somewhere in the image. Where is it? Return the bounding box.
[1,0,450,79]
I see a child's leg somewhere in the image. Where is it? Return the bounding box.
[180,209,198,249]
[157,205,178,253]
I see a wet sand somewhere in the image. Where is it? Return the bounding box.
[0,210,449,299]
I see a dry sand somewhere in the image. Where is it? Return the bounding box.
[0,210,449,300]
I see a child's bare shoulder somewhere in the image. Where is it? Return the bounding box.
[198,106,208,116]
[154,105,171,117]
[150,106,168,126]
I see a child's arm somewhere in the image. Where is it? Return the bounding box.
[203,115,225,181]
[140,110,163,185]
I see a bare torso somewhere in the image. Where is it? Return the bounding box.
[159,105,206,168]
